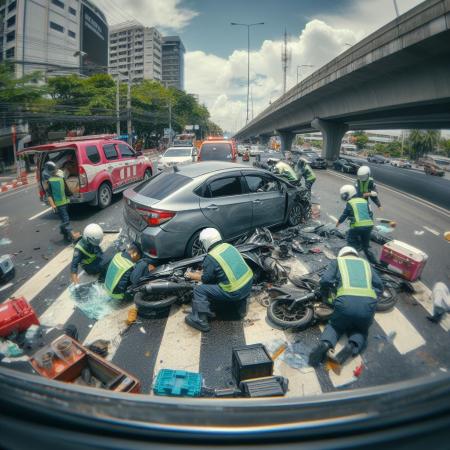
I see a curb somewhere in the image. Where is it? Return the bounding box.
[0,173,34,194]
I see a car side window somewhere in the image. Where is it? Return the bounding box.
[85,145,101,164]
[245,174,280,193]
[208,176,243,198]
[103,144,118,161]
[117,143,135,158]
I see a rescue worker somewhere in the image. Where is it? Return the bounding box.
[185,228,253,332]
[274,160,300,185]
[427,282,450,324]
[336,184,378,265]
[71,224,113,284]
[296,157,316,191]
[104,242,154,300]
[355,166,381,208]
[46,166,78,243]
[308,246,384,367]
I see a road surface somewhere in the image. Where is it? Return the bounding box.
[0,166,449,397]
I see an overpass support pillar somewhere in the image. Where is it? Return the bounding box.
[311,118,348,161]
[277,131,295,156]
[258,134,270,146]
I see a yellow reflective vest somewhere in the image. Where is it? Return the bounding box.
[104,253,135,300]
[336,256,377,299]
[348,197,374,228]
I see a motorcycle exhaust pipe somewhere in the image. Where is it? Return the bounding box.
[144,281,192,294]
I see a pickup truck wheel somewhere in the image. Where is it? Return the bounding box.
[97,183,112,209]
[143,169,152,180]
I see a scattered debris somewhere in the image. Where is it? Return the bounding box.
[414,230,424,236]
[139,327,146,334]
[0,238,12,246]
[64,324,79,341]
[0,339,23,357]
[0,217,9,228]
[353,363,364,378]
[87,339,109,357]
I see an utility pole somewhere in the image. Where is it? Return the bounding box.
[393,0,400,17]
[127,78,132,146]
[281,29,291,94]
[116,77,120,137]
[168,101,172,145]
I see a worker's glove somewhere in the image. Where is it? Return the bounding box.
[369,191,378,197]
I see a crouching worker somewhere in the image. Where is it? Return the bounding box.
[185,228,253,332]
[71,224,112,284]
[308,246,383,367]
[104,242,154,301]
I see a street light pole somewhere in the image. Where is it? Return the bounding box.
[231,22,265,124]
[116,77,120,137]
[393,0,400,17]
[127,79,132,146]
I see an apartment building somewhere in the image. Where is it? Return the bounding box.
[161,35,184,90]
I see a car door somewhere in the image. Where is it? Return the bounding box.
[102,143,123,190]
[199,173,252,239]
[243,172,286,227]
[117,142,141,183]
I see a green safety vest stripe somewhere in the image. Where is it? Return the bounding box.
[357,177,373,194]
[276,162,299,182]
[348,198,374,228]
[48,177,69,207]
[104,253,135,300]
[75,241,97,265]
[209,243,253,293]
[336,257,377,299]
[305,165,316,182]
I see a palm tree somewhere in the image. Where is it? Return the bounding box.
[407,130,440,160]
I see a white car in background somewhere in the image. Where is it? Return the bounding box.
[158,146,197,171]
[250,145,265,156]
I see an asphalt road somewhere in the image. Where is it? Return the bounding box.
[0,163,449,397]
[347,159,450,210]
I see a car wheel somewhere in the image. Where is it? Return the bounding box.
[287,202,304,227]
[186,231,205,257]
[143,168,152,180]
[97,182,112,209]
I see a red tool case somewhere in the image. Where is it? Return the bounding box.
[0,297,39,337]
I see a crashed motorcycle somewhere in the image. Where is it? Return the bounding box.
[129,230,286,318]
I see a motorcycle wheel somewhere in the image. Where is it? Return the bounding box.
[135,291,179,318]
[267,298,314,330]
[376,286,398,311]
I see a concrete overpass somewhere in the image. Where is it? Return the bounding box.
[233,0,450,160]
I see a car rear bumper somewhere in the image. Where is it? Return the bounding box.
[70,191,97,204]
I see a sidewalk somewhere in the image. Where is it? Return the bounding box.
[0,171,36,193]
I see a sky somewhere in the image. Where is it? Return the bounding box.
[93,0,427,133]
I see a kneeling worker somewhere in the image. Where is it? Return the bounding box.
[336,184,378,264]
[185,228,253,332]
[104,243,154,300]
[71,224,111,284]
[309,246,384,367]
[274,160,300,185]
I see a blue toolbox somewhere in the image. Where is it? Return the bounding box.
[153,369,203,397]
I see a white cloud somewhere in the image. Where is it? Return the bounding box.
[93,0,198,31]
[186,19,358,132]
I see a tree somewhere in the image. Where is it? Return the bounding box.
[438,138,450,157]
[352,131,369,150]
[407,130,440,160]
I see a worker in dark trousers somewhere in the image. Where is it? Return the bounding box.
[355,166,381,209]
[336,184,378,265]
[185,228,253,332]
[70,224,114,284]
[46,165,79,243]
[309,246,384,367]
[296,157,316,191]
[104,243,154,301]
[274,160,301,185]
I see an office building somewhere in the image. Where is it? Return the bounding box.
[109,21,162,83]
[0,0,108,77]
[161,35,185,90]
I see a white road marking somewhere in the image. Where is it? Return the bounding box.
[153,304,202,376]
[28,207,52,221]
[11,246,74,302]
[422,226,440,236]
[411,281,450,332]
[375,307,426,354]
[326,170,450,218]
[0,216,8,228]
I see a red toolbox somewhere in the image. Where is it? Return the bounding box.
[0,297,39,337]
[380,240,428,281]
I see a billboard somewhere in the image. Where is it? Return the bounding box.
[80,3,108,74]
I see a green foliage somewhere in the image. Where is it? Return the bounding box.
[352,131,369,150]
[407,130,440,160]
[438,138,450,157]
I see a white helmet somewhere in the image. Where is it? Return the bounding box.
[199,228,222,252]
[338,246,359,257]
[357,166,371,181]
[56,169,65,178]
[83,223,104,246]
[339,184,357,201]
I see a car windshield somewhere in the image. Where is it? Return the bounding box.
[200,143,232,160]
[134,172,191,199]
[163,148,192,157]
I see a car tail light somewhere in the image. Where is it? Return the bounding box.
[136,207,176,227]
[79,166,88,189]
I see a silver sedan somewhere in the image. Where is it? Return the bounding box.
[123,162,307,260]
